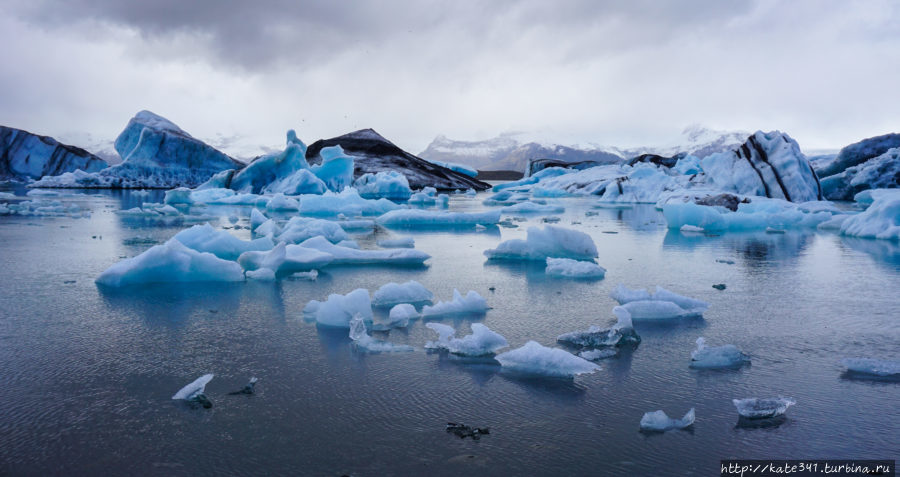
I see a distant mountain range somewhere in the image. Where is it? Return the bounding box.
[419,126,755,172]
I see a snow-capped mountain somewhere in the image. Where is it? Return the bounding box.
[420,125,751,173]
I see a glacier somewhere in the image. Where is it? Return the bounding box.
[495,341,600,378]
[424,323,508,356]
[33,111,242,189]
[639,408,695,431]
[484,225,598,261]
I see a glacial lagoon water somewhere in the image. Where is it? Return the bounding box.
[0,188,898,476]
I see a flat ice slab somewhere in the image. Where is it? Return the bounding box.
[639,408,695,431]
[732,397,795,419]
[495,341,600,378]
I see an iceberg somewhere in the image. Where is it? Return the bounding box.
[312,289,373,328]
[372,280,434,307]
[732,397,795,419]
[237,242,334,274]
[250,208,268,231]
[557,307,641,348]
[501,201,565,215]
[310,145,355,192]
[172,373,214,408]
[228,131,310,194]
[299,188,401,216]
[545,258,606,279]
[353,171,412,200]
[662,198,834,233]
[265,193,300,211]
[423,159,478,178]
[690,338,750,369]
[610,285,708,320]
[841,358,900,377]
[374,303,419,329]
[173,224,274,260]
[276,217,350,244]
[0,125,108,182]
[839,189,900,240]
[299,236,430,265]
[421,289,488,317]
[377,236,415,248]
[377,209,501,227]
[2,199,90,218]
[348,315,414,352]
[34,111,242,189]
[424,323,508,356]
[408,186,438,205]
[484,225,598,261]
[818,133,900,178]
[495,341,600,378]
[820,148,900,201]
[580,349,617,360]
[246,268,276,281]
[96,239,244,287]
[639,408,695,431]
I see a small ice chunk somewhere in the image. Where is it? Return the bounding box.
[579,349,617,360]
[172,373,214,402]
[680,224,705,233]
[620,300,699,320]
[421,289,488,317]
[265,193,300,211]
[277,217,349,244]
[639,408,695,431]
[313,289,373,328]
[501,201,565,215]
[690,337,750,368]
[377,209,501,227]
[379,303,418,328]
[299,236,430,265]
[250,208,268,230]
[557,307,641,348]
[377,236,415,248]
[545,258,606,278]
[495,341,600,377]
[245,268,276,281]
[372,280,434,307]
[841,358,900,377]
[610,284,708,319]
[732,397,795,419]
[348,315,414,352]
[609,284,652,304]
[424,323,508,356]
[289,270,318,281]
[238,242,334,274]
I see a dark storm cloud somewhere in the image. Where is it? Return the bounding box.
[8,0,755,70]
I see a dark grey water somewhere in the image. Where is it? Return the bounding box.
[0,189,898,476]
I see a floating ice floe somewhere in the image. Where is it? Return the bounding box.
[732,397,795,419]
[639,408,695,431]
[579,349,617,360]
[495,341,600,378]
[250,208,268,230]
[501,201,565,215]
[237,242,333,274]
[372,280,434,307]
[377,236,415,248]
[348,315,414,352]
[299,188,401,216]
[544,257,606,278]
[377,209,501,227]
[484,225,598,261]
[276,217,349,244]
[839,189,900,241]
[265,193,300,211]
[172,373,214,408]
[96,239,244,287]
[408,187,438,205]
[353,171,412,200]
[299,236,430,265]
[662,197,835,233]
[557,306,641,349]
[690,337,750,369]
[372,303,419,329]
[424,323,508,356]
[310,288,373,328]
[246,268,276,281]
[483,190,531,206]
[421,289,488,317]
[1,199,90,218]
[610,284,708,320]
[173,223,274,260]
[841,358,900,377]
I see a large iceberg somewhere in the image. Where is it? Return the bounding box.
[96,239,244,287]
[545,258,606,279]
[557,307,641,349]
[376,209,501,227]
[33,111,242,188]
[818,133,900,179]
[662,197,835,233]
[689,337,750,369]
[839,189,900,241]
[310,146,355,192]
[228,130,311,194]
[372,281,434,307]
[732,397,795,419]
[421,289,488,316]
[1,126,107,182]
[484,226,598,261]
[310,288,373,328]
[495,341,600,378]
[639,408,695,431]
[173,224,274,260]
[348,315,414,352]
[299,236,430,265]
[424,323,508,356]
[820,148,900,201]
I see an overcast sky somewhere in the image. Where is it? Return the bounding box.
[1,0,898,157]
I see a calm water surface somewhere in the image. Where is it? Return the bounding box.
[0,188,898,476]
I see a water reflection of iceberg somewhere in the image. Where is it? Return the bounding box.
[841,236,900,268]
[662,229,814,263]
[98,281,244,327]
